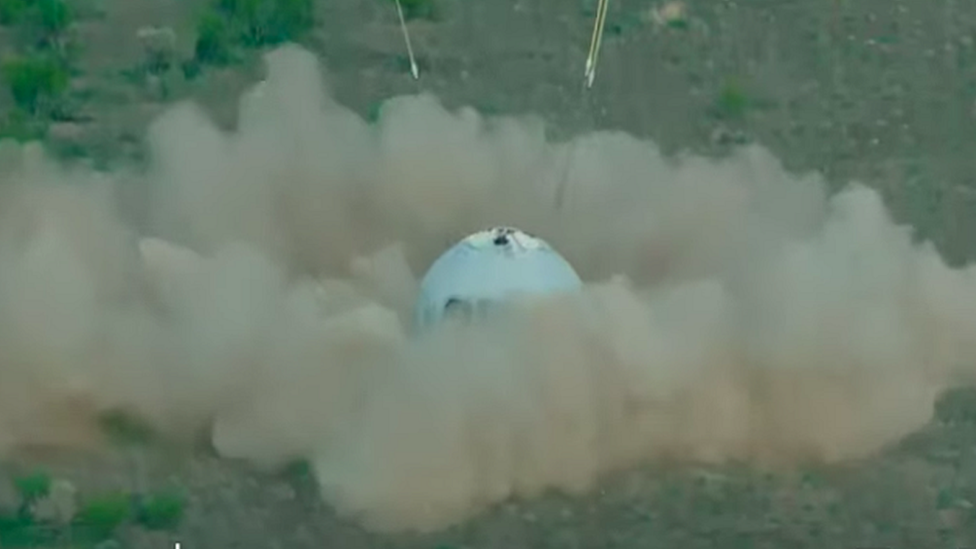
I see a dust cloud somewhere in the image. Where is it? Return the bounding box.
[1,44,975,532]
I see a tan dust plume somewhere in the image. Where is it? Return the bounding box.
[0,45,975,532]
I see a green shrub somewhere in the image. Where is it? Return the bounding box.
[36,0,70,35]
[0,0,28,25]
[216,0,313,47]
[1,55,70,113]
[0,0,72,39]
[193,0,315,69]
[667,16,689,30]
[257,0,315,45]
[0,109,47,141]
[195,10,233,65]
[0,513,59,548]
[13,470,52,504]
[712,79,749,120]
[73,492,132,541]
[136,491,186,531]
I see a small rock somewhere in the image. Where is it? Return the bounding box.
[30,479,77,524]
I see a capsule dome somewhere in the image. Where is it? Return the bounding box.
[414,227,583,330]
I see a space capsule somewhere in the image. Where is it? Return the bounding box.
[413,226,583,331]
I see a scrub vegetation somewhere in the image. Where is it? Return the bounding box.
[0,0,75,140]
[193,0,316,68]
[0,468,186,548]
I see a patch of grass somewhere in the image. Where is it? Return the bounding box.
[0,0,28,25]
[0,109,47,141]
[72,492,132,542]
[666,17,689,30]
[136,490,186,531]
[0,513,59,548]
[13,470,52,505]
[711,79,750,120]
[1,54,70,114]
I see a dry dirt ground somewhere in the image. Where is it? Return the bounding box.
[3,0,976,548]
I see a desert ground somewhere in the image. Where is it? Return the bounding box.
[2,0,976,547]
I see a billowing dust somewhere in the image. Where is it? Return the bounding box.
[0,45,975,532]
